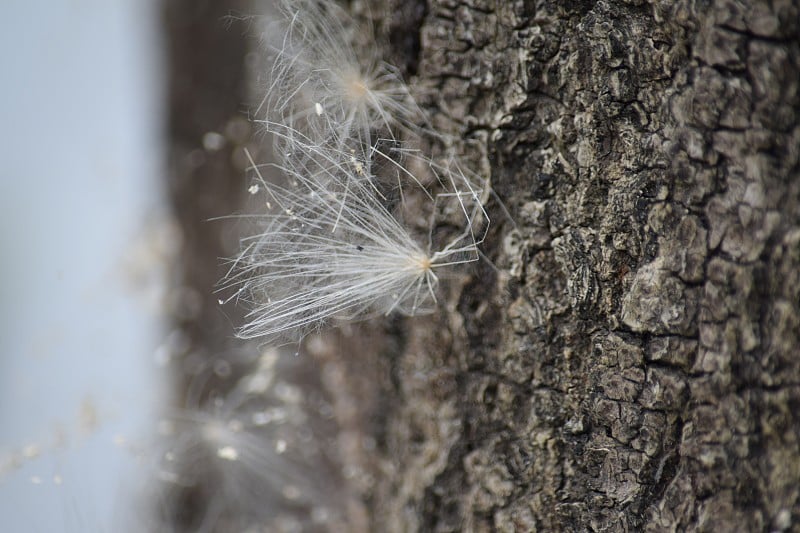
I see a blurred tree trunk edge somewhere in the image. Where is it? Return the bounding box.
[165,0,800,531]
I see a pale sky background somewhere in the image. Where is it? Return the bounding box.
[0,0,166,531]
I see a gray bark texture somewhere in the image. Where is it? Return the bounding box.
[364,0,800,531]
[164,0,800,531]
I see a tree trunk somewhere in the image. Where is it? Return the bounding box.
[366,0,800,531]
[164,0,800,531]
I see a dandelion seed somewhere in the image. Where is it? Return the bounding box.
[152,373,347,532]
[223,132,487,341]
[257,0,429,154]
[248,183,260,195]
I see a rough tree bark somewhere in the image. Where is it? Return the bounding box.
[164,0,800,531]
[364,0,800,531]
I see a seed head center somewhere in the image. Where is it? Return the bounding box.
[346,75,369,101]
[411,254,432,272]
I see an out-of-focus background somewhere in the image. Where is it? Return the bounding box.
[0,1,373,530]
[0,0,166,530]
